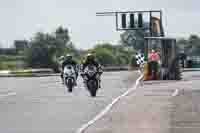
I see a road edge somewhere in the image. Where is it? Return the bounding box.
[76,71,143,133]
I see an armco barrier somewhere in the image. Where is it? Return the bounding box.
[0,66,139,77]
[103,66,129,71]
[10,68,53,74]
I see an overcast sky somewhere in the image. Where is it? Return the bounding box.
[0,0,199,49]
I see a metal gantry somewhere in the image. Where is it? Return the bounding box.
[96,10,164,36]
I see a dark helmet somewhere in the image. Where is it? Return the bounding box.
[86,53,95,61]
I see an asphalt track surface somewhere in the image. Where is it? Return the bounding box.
[0,71,139,133]
[85,71,200,133]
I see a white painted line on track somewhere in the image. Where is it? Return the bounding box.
[172,89,179,97]
[76,71,143,133]
[0,92,17,98]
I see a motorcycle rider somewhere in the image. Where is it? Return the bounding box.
[61,54,78,85]
[58,56,65,72]
[81,53,102,88]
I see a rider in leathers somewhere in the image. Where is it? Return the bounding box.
[81,53,102,88]
[61,54,78,85]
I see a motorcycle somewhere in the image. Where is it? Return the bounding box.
[63,65,77,92]
[82,65,102,97]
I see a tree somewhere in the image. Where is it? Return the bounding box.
[95,48,117,66]
[25,27,74,71]
[120,22,149,51]
[54,26,71,57]
[177,38,188,53]
[25,32,55,68]
[91,43,135,66]
[188,35,200,55]
[55,26,70,44]
[14,40,28,54]
[177,34,200,56]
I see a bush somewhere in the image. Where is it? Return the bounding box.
[91,43,135,66]
[95,48,117,66]
[0,55,25,62]
[0,55,27,70]
[25,28,73,71]
[130,56,138,68]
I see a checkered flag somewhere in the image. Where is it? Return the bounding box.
[135,52,145,67]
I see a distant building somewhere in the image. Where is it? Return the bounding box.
[14,40,29,53]
[0,48,17,55]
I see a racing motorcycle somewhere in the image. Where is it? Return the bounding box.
[81,65,102,97]
[63,65,77,92]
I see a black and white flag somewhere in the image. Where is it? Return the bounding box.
[135,52,145,66]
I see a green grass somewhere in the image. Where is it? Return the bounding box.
[0,60,27,70]
[0,61,17,70]
[0,55,25,62]
[12,73,34,76]
[10,69,33,74]
[0,55,26,70]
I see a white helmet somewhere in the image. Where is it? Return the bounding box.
[59,56,65,60]
[65,54,72,60]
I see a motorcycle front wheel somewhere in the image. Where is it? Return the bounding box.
[87,79,98,97]
[66,78,73,92]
